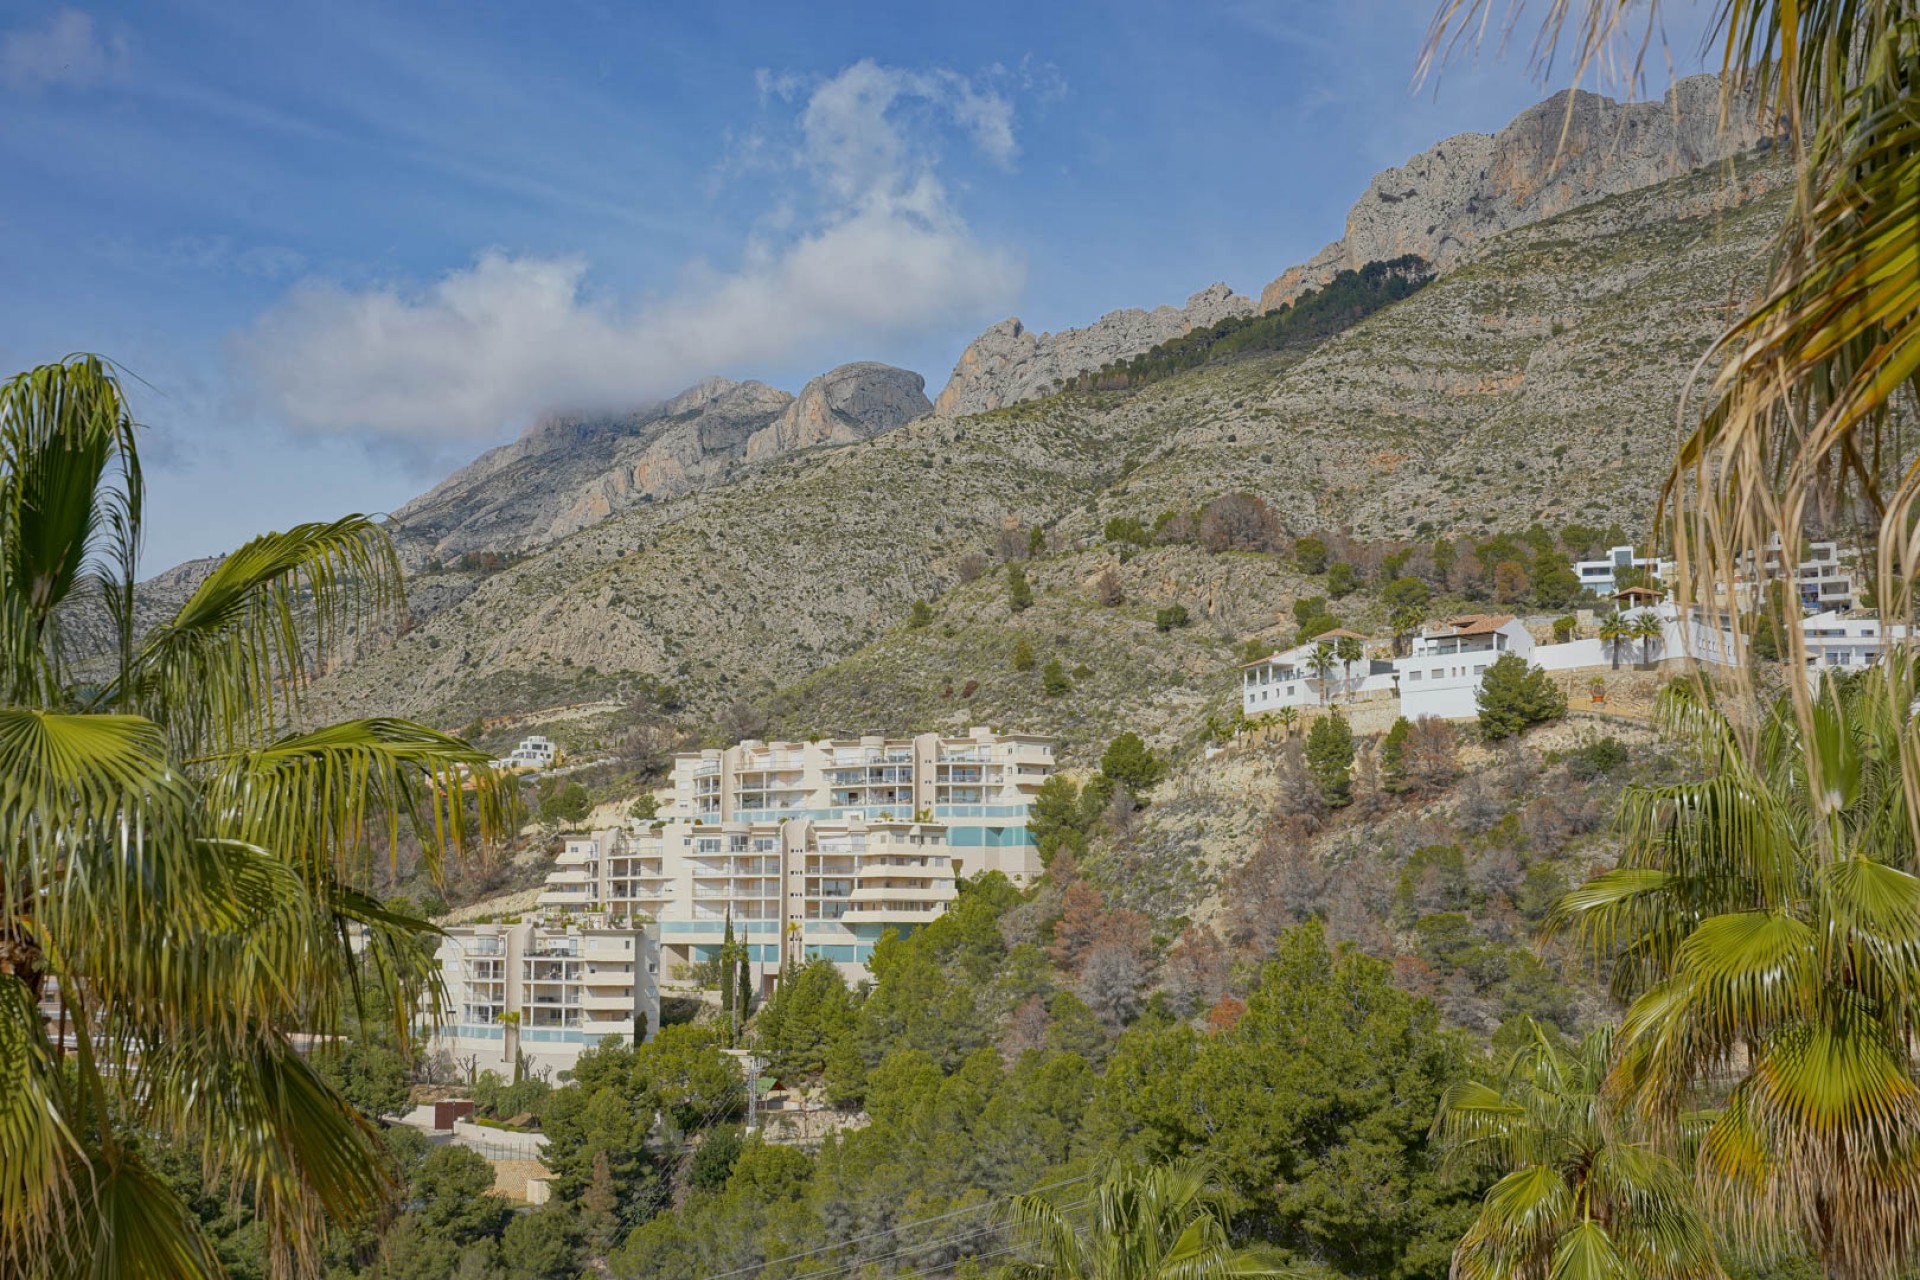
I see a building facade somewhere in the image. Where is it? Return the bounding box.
[490,735,558,771]
[1240,631,1394,716]
[428,918,658,1080]
[1394,614,1536,720]
[1573,545,1673,596]
[537,729,1054,992]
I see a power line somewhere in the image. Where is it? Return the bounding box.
[690,1173,1089,1280]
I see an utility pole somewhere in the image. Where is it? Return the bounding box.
[742,1052,762,1135]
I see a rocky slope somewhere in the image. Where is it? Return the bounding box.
[932,283,1254,417]
[934,75,1768,417]
[305,154,1786,734]
[385,363,927,564]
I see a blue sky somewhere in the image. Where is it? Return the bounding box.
[0,1,1716,569]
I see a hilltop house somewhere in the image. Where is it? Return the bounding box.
[1394,615,1536,720]
[490,735,557,771]
[1240,630,1394,716]
[1574,545,1672,596]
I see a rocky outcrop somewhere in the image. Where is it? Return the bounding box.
[387,378,795,563]
[743,363,931,462]
[1258,75,1771,309]
[385,363,931,564]
[933,284,1255,417]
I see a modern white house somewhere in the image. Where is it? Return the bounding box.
[531,729,1055,994]
[490,735,558,771]
[1761,537,1860,613]
[1240,630,1394,715]
[1574,546,1673,596]
[427,917,659,1080]
[1799,611,1910,669]
[1394,615,1537,720]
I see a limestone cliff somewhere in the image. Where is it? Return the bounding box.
[933,284,1254,418]
[1257,75,1774,309]
[743,363,931,462]
[385,364,927,564]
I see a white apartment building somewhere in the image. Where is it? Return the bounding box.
[428,917,658,1079]
[1395,614,1536,720]
[1574,546,1672,596]
[490,735,558,771]
[1241,631,1394,716]
[536,729,1054,993]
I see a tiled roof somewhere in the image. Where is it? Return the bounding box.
[1433,614,1514,637]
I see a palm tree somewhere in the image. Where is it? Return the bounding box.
[1435,1020,1720,1280]
[1548,668,1920,1280]
[0,358,513,1276]
[1007,1160,1288,1280]
[1598,614,1629,670]
[1334,635,1365,701]
[1309,642,1337,706]
[1630,612,1663,666]
[1273,706,1300,740]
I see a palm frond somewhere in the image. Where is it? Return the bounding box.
[110,517,404,751]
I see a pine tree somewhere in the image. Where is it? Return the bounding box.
[1305,711,1355,807]
[1476,654,1567,740]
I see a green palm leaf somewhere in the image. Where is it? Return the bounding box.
[0,357,511,1275]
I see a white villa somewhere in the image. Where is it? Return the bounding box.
[490,735,558,771]
[1240,630,1394,715]
[428,917,659,1079]
[1394,614,1537,720]
[529,729,1055,995]
[1574,545,1673,596]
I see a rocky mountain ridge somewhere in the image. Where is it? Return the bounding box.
[930,283,1256,417]
[385,362,927,564]
[934,74,1770,418]
[1256,75,1773,310]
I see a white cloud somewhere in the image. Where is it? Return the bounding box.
[1,9,126,93]
[241,61,1027,444]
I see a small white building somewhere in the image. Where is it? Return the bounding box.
[491,735,558,771]
[1241,630,1393,716]
[1395,614,1536,720]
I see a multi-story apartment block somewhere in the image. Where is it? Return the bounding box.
[1760,536,1859,612]
[427,918,658,1079]
[535,729,1054,992]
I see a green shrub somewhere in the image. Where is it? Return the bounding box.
[1154,604,1190,632]
[1006,564,1033,612]
[1041,660,1071,696]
